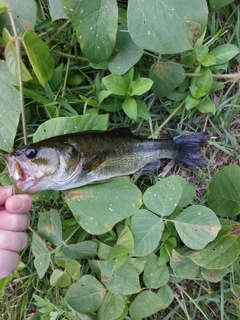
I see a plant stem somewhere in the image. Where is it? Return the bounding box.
[7,6,27,144]
[185,73,240,80]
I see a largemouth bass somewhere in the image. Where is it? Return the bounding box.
[3,128,209,193]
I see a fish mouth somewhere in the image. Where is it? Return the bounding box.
[3,154,39,193]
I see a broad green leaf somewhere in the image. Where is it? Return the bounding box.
[128,0,208,54]
[136,100,149,120]
[23,30,54,86]
[189,85,206,99]
[201,267,230,283]
[38,209,62,246]
[65,260,80,281]
[201,54,216,67]
[176,176,196,207]
[130,209,164,256]
[174,205,221,250]
[170,249,199,279]
[50,269,70,287]
[49,0,68,21]
[122,96,138,120]
[107,226,134,260]
[149,62,185,98]
[209,44,239,64]
[98,293,125,320]
[5,39,32,82]
[0,0,7,14]
[129,291,165,319]
[185,94,200,110]
[102,74,127,96]
[31,234,51,279]
[198,96,216,114]
[63,241,98,260]
[0,60,21,152]
[65,178,142,235]
[157,285,174,309]
[0,0,36,35]
[143,176,182,216]
[98,90,112,105]
[128,257,147,275]
[33,114,109,142]
[195,45,209,63]
[210,0,235,12]
[196,69,213,95]
[108,24,143,75]
[207,165,240,217]
[143,254,169,289]
[99,260,141,295]
[129,78,153,96]
[62,0,118,63]
[187,220,240,269]
[65,275,106,313]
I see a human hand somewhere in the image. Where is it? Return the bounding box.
[0,186,32,279]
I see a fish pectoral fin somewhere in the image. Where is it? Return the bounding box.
[134,160,161,174]
[83,153,107,174]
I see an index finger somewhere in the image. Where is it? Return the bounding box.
[0,186,13,206]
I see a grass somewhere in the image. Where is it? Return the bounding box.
[0,1,239,319]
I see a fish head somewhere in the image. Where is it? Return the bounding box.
[3,141,83,193]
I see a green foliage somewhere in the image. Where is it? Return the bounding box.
[0,0,239,319]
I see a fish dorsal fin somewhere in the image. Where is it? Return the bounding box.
[112,127,133,135]
[83,153,106,174]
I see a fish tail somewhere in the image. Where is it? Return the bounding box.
[173,132,209,167]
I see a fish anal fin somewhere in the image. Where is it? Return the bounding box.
[134,160,161,174]
[83,153,106,174]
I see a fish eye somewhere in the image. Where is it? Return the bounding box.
[24,148,38,158]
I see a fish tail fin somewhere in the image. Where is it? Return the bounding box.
[173,132,209,167]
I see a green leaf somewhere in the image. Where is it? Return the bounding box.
[185,94,201,111]
[98,293,125,320]
[50,269,70,287]
[201,267,230,283]
[130,209,164,257]
[31,234,51,279]
[65,275,106,313]
[143,176,183,216]
[195,45,209,63]
[65,260,80,281]
[136,100,149,120]
[49,0,68,21]
[62,0,118,63]
[198,96,216,114]
[122,96,138,120]
[187,220,240,269]
[98,90,112,105]
[23,30,54,86]
[150,62,185,98]
[5,39,32,82]
[65,178,142,235]
[102,74,127,96]
[33,114,109,142]
[38,209,62,246]
[128,0,208,54]
[170,249,199,279]
[196,69,213,95]
[207,165,240,217]
[209,44,239,64]
[129,78,153,96]
[174,205,221,250]
[99,260,141,295]
[143,254,169,289]
[129,291,165,319]
[209,0,235,12]
[157,285,174,309]
[189,85,207,99]
[0,0,7,14]
[107,226,134,260]
[63,241,98,260]
[177,176,196,207]
[201,54,216,67]
[0,60,21,152]
[108,24,143,75]
[0,0,37,35]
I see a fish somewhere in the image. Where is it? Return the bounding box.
[3,128,209,193]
